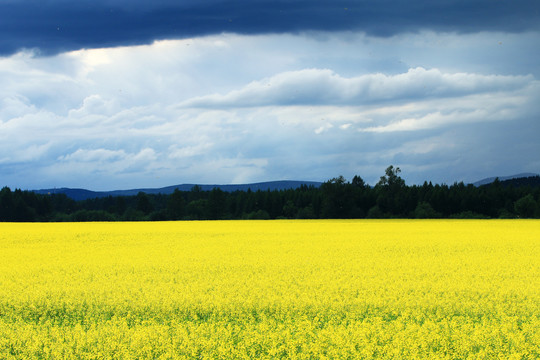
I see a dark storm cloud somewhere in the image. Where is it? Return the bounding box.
[1,0,539,56]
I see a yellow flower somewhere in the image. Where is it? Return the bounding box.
[0,220,539,358]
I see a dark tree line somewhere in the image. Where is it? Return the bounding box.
[1,167,539,222]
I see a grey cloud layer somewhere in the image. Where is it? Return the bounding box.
[1,0,539,55]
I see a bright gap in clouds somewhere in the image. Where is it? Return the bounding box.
[0,32,539,190]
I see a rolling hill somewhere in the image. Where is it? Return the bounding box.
[33,180,323,201]
[473,173,539,186]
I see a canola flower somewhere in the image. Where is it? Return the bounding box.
[0,220,539,359]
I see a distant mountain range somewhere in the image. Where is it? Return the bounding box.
[472,173,540,186]
[33,180,323,201]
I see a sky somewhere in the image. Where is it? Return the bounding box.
[1,0,539,190]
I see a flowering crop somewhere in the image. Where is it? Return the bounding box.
[1,220,539,359]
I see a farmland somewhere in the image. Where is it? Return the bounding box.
[1,220,539,359]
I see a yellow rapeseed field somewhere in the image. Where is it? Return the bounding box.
[0,220,539,359]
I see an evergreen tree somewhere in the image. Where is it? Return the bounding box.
[167,189,185,220]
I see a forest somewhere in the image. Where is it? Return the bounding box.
[1,167,539,222]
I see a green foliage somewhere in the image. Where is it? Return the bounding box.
[366,205,386,219]
[413,202,441,219]
[70,210,116,222]
[245,209,271,220]
[449,211,490,219]
[208,188,227,219]
[282,200,298,219]
[296,206,316,219]
[167,189,185,219]
[136,192,153,214]
[377,166,405,189]
[514,194,537,218]
[186,199,209,220]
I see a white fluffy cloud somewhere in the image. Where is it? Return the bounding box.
[181,67,534,108]
[1,32,539,189]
